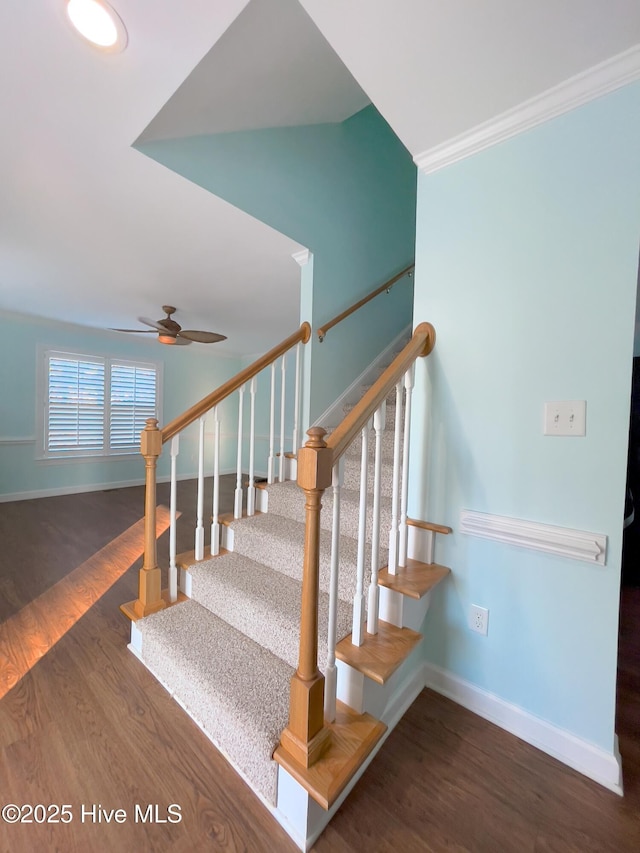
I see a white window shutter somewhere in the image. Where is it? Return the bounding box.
[47,357,105,452]
[109,363,157,451]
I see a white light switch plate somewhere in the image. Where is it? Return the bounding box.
[544,401,586,436]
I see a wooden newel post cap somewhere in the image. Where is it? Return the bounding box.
[297,427,333,491]
[141,418,162,457]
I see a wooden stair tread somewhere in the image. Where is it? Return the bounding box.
[175,547,230,569]
[335,620,422,684]
[377,558,451,600]
[120,589,188,622]
[273,701,386,810]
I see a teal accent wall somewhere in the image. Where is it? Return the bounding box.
[0,311,242,499]
[411,83,640,751]
[136,105,416,424]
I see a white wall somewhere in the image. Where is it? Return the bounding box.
[410,82,640,753]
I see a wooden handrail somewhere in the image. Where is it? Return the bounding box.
[326,322,435,462]
[162,322,311,443]
[316,263,414,342]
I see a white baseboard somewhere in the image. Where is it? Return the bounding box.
[0,469,236,503]
[423,662,623,795]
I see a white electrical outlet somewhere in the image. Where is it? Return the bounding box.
[470,604,489,636]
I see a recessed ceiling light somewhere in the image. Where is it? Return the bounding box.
[66,0,127,52]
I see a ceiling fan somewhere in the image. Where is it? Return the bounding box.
[113,306,227,346]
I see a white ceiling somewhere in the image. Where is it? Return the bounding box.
[1,1,639,355]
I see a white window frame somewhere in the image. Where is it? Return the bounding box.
[36,347,163,461]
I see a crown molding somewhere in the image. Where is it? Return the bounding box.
[291,249,311,266]
[415,44,640,176]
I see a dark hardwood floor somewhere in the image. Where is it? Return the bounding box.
[1,482,639,852]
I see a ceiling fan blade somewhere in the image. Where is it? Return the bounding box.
[111,328,157,333]
[138,316,169,332]
[172,335,192,345]
[179,330,227,343]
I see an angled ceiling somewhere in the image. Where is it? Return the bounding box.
[1,1,639,355]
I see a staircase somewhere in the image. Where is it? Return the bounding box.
[122,320,450,849]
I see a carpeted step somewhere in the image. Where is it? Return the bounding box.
[264,480,394,545]
[138,599,293,806]
[228,512,389,604]
[188,551,352,671]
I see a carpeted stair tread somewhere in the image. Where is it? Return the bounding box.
[264,480,394,544]
[139,599,292,805]
[228,512,389,603]
[188,551,352,670]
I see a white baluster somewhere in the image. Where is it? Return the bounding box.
[194,415,205,560]
[325,458,343,722]
[247,377,257,516]
[268,362,276,484]
[279,355,286,482]
[398,365,414,566]
[168,434,179,602]
[234,384,245,519]
[388,381,403,575]
[352,423,369,646]
[367,403,385,635]
[292,342,301,455]
[210,405,220,556]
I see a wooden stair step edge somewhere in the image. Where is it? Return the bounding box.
[273,701,387,810]
[335,620,422,685]
[407,516,452,535]
[377,558,451,600]
[120,589,188,622]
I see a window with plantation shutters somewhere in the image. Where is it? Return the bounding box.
[41,350,160,458]
[109,363,157,451]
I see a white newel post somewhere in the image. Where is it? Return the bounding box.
[398,366,414,567]
[210,405,220,556]
[367,403,385,635]
[247,377,257,516]
[169,434,179,602]
[234,384,245,519]
[325,458,343,722]
[352,423,369,646]
[194,415,205,561]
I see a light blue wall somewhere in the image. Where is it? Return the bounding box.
[0,311,242,499]
[136,105,416,425]
[411,83,640,752]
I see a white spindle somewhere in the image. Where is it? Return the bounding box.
[387,381,403,575]
[325,458,343,722]
[210,405,220,556]
[234,384,245,519]
[398,365,414,566]
[279,355,286,482]
[194,415,205,560]
[268,362,276,484]
[367,403,385,635]
[352,423,369,646]
[292,342,301,455]
[168,434,179,602]
[247,377,257,516]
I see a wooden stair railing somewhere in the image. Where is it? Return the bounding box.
[316,263,414,342]
[277,321,436,769]
[122,322,311,620]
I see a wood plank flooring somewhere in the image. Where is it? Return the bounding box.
[1,483,639,851]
